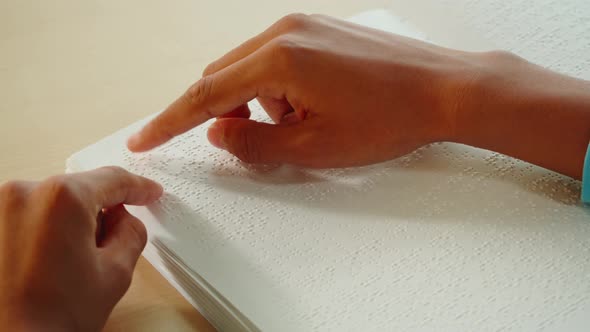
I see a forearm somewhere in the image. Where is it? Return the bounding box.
[453,52,590,180]
[0,306,75,332]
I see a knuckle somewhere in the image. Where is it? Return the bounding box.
[0,181,25,198]
[100,165,129,180]
[270,35,301,67]
[482,50,521,64]
[101,165,127,174]
[101,165,134,188]
[101,166,133,184]
[277,13,309,31]
[273,35,297,51]
[202,61,218,77]
[38,176,81,207]
[0,181,27,211]
[307,13,325,20]
[185,76,214,108]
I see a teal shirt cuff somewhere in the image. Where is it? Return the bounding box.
[583,142,590,204]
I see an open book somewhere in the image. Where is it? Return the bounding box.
[67,7,590,332]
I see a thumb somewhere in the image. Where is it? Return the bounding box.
[207,118,305,164]
[98,205,147,294]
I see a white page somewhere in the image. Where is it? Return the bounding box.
[68,8,590,332]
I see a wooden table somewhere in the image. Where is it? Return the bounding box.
[0,1,388,330]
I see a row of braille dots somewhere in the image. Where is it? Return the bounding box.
[291,239,396,287]
[525,171,579,205]
[149,143,224,244]
[244,209,332,264]
[485,6,549,51]
[189,191,289,243]
[156,193,228,252]
[421,253,556,324]
[137,137,219,193]
[207,191,278,223]
[203,203,270,242]
[423,143,463,167]
[390,144,431,169]
[483,153,520,175]
[121,149,168,176]
[252,243,324,287]
[465,0,590,80]
[407,178,477,219]
[249,103,270,121]
[393,149,547,221]
[249,204,307,244]
[156,213,220,250]
[528,21,590,78]
[287,166,388,203]
[240,178,334,203]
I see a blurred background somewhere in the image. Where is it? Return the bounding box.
[0,0,389,182]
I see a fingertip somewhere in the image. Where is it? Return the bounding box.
[207,120,228,149]
[126,132,145,152]
[137,176,164,204]
[127,132,160,153]
[151,181,164,201]
[126,124,166,153]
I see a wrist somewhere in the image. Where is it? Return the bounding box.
[446,50,521,146]
[450,50,590,178]
[427,49,497,144]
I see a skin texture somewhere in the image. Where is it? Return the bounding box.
[0,167,163,331]
[453,51,590,179]
[2,13,590,332]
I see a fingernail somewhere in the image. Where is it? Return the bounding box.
[153,182,164,199]
[207,122,226,149]
[154,182,164,194]
[127,133,141,150]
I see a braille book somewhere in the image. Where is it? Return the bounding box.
[67,5,590,331]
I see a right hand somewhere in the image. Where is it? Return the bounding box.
[127,13,590,178]
[126,13,480,168]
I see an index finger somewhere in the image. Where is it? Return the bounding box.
[69,166,163,211]
[127,46,278,152]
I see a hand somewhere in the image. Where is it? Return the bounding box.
[126,13,476,167]
[0,167,163,331]
[127,13,590,178]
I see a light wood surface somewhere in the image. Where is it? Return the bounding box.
[0,1,387,331]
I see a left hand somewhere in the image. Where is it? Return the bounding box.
[0,167,162,331]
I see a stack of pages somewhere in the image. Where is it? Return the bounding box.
[67,6,590,332]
